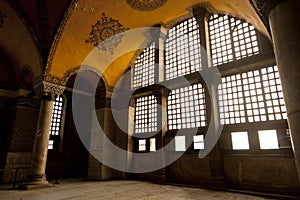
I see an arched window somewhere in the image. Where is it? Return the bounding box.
[129,11,289,153]
[209,14,259,66]
[132,42,156,89]
[165,17,202,80]
[48,96,64,150]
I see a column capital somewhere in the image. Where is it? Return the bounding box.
[34,81,65,98]
[251,0,287,17]
[143,25,161,43]
[192,3,212,20]
[158,26,168,41]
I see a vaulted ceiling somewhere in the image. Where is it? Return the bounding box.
[0,0,269,88]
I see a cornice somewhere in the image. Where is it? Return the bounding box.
[34,81,65,97]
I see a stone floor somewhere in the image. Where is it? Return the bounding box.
[0,179,294,200]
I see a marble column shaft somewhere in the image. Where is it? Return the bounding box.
[28,95,54,183]
[268,0,300,181]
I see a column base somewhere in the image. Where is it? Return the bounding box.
[17,174,53,190]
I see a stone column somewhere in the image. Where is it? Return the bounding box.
[152,85,170,183]
[253,0,300,181]
[27,95,54,186]
[20,81,65,189]
[156,26,168,83]
[193,4,212,69]
[193,5,224,179]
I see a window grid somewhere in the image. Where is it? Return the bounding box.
[209,14,259,66]
[261,66,287,120]
[218,74,246,124]
[135,95,157,133]
[50,96,63,136]
[218,66,287,125]
[242,70,266,122]
[209,15,233,66]
[132,43,156,89]
[165,18,202,80]
[231,18,259,60]
[168,83,206,130]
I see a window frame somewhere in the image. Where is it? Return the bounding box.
[129,12,290,154]
[48,95,66,152]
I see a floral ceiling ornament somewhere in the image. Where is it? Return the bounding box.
[126,0,167,11]
[85,13,128,54]
[0,11,7,29]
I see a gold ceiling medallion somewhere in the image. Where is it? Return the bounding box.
[85,13,128,54]
[126,0,167,11]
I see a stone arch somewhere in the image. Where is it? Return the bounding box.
[63,65,108,93]
[0,1,41,80]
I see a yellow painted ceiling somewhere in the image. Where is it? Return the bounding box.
[49,0,268,87]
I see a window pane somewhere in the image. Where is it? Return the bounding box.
[132,43,155,89]
[165,17,202,80]
[50,96,63,136]
[218,74,245,124]
[175,136,186,151]
[261,66,287,120]
[209,14,233,66]
[231,132,250,150]
[168,84,206,130]
[218,66,286,124]
[135,95,157,133]
[258,130,279,149]
[139,139,146,151]
[209,14,260,66]
[150,138,156,152]
[48,140,54,150]
[193,135,204,150]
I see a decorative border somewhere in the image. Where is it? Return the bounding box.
[41,65,108,89]
[63,65,107,87]
[126,0,167,12]
[45,0,77,79]
[34,81,65,96]
[163,13,192,29]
